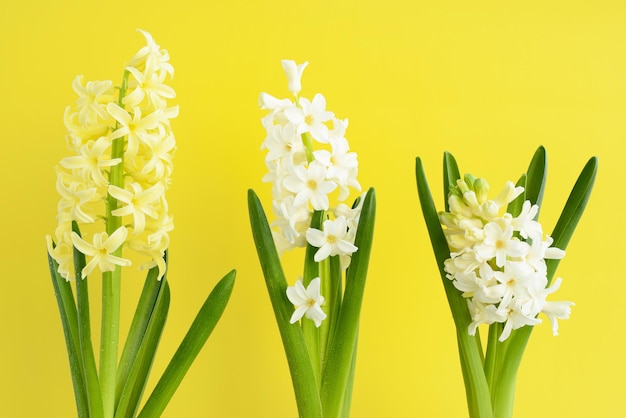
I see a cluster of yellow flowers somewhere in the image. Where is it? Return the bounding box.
[47,30,176,281]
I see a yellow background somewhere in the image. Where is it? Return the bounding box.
[0,0,623,417]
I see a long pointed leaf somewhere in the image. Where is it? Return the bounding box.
[507,174,527,218]
[525,146,547,210]
[115,279,170,418]
[443,151,460,212]
[415,158,472,328]
[320,188,376,418]
[497,155,597,417]
[72,222,104,418]
[339,329,359,418]
[546,156,598,281]
[137,270,235,418]
[415,157,492,418]
[116,262,166,405]
[247,189,323,418]
[48,250,89,418]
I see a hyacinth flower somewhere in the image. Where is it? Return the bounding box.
[415,147,597,418]
[248,60,376,418]
[46,31,235,418]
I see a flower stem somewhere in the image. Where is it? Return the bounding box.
[301,132,315,164]
[100,70,129,418]
[302,211,324,386]
[484,323,504,399]
[318,256,332,375]
[491,327,530,418]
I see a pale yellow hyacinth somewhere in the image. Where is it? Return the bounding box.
[48,30,176,281]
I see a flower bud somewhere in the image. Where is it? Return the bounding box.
[281,60,308,95]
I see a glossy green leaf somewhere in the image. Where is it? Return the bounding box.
[137,270,235,418]
[72,222,104,418]
[319,188,376,418]
[524,146,547,210]
[116,261,166,406]
[507,174,527,218]
[415,158,471,327]
[115,280,170,418]
[48,250,89,418]
[443,151,460,212]
[546,156,598,281]
[415,157,492,418]
[339,330,358,418]
[322,255,342,373]
[248,189,323,418]
[496,154,597,418]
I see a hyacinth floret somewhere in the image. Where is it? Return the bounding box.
[47,30,176,281]
[440,175,573,341]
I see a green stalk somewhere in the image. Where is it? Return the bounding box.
[490,328,526,418]
[100,268,121,418]
[303,211,324,386]
[318,256,332,378]
[302,132,315,163]
[483,323,500,395]
[101,69,130,418]
[484,323,513,415]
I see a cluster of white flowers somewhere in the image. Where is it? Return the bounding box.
[259,60,363,270]
[47,30,176,281]
[440,175,573,341]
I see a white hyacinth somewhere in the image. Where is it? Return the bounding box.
[260,60,365,327]
[259,60,363,266]
[440,175,573,341]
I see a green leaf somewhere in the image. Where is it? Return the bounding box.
[546,156,598,281]
[116,260,167,406]
[304,211,324,287]
[443,151,461,212]
[247,189,323,418]
[72,222,104,418]
[507,174,527,218]
[495,154,597,418]
[525,146,547,210]
[137,270,235,418]
[415,158,471,327]
[115,276,170,418]
[48,249,89,418]
[339,329,359,418]
[320,188,376,418]
[415,157,492,418]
